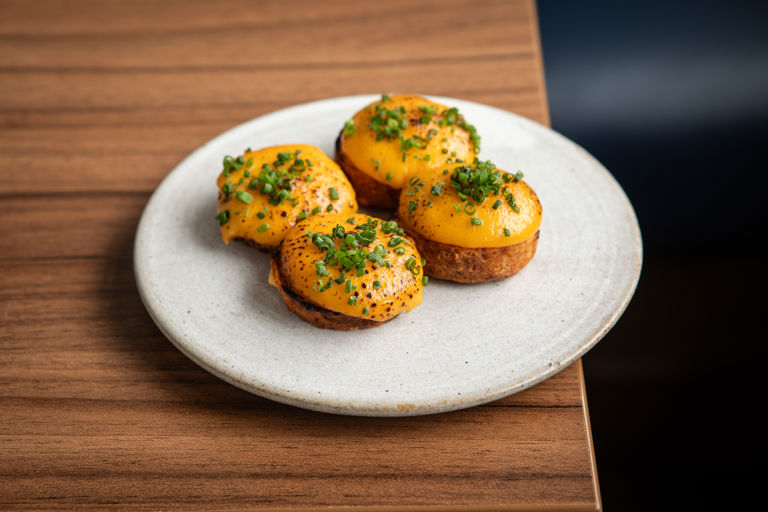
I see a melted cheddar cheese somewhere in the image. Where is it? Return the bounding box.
[396,166,542,249]
[338,95,478,189]
[216,144,357,249]
[276,214,423,321]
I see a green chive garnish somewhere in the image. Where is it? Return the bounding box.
[344,120,356,136]
[257,223,269,232]
[329,187,339,201]
[503,228,511,237]
[385,173,393,182]
[235,191,253,204]
[216,210,230,226]
[422,275,429,286]
[373,280,382,289]
[348,295,358,306]
[362,306,369,315]
[311,206,321,215]
[470,217,483,226]
[492,200,502,209]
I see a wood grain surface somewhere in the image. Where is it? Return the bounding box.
[0,0,600,510]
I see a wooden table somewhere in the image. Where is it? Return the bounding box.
[0,1,601,510]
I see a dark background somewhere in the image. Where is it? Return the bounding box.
[538,1,766,509]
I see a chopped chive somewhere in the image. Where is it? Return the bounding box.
[422,275,429,286]
[344,120,356,136]
[348,295,358,306]
[385,172,393,182]
[453,204,461,212]
[326,204,334,212]
[257,223,270,232]
[503,228,511,237]
[346,217,356,224]
[492,199,502,209]
[470,217,483,226]
[404,257,420,275]
[329,187,339,201]
[298,210,307,220]
[315,261,329,276]
[216,210,230,226]
[235,191,253,204]
[362,306,370,315]
[257,211,266,219]
[311,206,321,215]
[373,280,382,289]
[393,246,406,255]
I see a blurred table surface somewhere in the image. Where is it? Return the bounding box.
[0,0,601,510]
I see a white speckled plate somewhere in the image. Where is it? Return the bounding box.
[134,95,642,416]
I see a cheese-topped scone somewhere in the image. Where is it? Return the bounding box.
[396,159,542,283]
[269,213,424,329]
[336,94,480,208]
[216,144,357,250]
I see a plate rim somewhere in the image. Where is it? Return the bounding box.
[134,94,643,416]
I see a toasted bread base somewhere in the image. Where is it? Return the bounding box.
[334,132,400,209]
[398,217,540,283]
[269,257,388,330]
[234,237,274,251]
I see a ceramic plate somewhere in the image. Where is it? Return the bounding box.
[134,95,642,416]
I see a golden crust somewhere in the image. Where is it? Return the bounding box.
[269,257,389,330]
[398,216,540,283]
[334,131,399,209]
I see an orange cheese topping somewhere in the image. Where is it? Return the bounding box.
[396,165,542,249]
[216,144,357,249]
[338,94,478,189]
[276,214,424,321]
